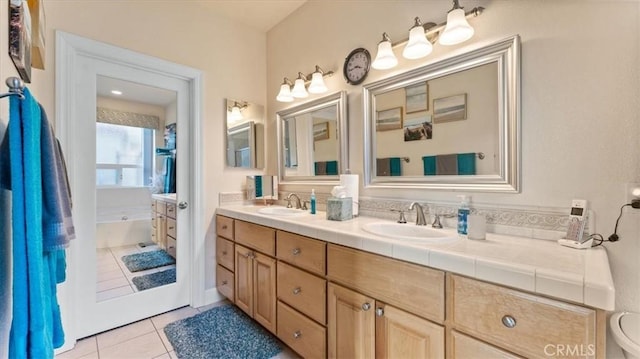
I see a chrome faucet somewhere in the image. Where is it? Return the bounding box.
[408,202,428,226]
[432,213,455,228]
[286,193,302,209]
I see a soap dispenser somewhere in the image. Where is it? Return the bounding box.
[310,189,316,214]
[457,195,470,238]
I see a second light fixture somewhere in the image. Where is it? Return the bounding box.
[276,65,333,103]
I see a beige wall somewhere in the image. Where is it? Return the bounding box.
[267,0,640,346]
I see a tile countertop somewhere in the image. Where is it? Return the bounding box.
[216,205,615,311]
[152,193,177,203]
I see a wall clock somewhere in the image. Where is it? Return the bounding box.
[343,48,371,85]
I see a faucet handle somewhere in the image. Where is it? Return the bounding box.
[391,209,407,224]
[431,214,443,229]
[302,201,309,211]
[286,198,293,208]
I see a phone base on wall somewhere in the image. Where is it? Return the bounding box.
[558,238,593,249]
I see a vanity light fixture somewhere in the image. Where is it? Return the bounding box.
[291,72,309,98]
[276,78,294,102]
[372,0,484,70]
[276,66,334,102]
[308,66,329,94]
[227,101,248,122]
[439,0,475,45]
[402,17,433,59]
[372,33,398,70]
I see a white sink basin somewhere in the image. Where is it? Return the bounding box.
[361,222,459,243]
[257,206,307,217]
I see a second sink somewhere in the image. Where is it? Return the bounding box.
[257,206,307,217]
[362,222,459,243]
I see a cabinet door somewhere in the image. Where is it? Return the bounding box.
[328,283,375,359]
[375,302,444,359]
[253,252,277,334]
[234,244,253,316]
[157,214,167,250]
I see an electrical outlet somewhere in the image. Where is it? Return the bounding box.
[627,182,640,204]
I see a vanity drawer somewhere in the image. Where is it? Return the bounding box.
[449,274,597,358]
[156,201,166,215]
[166,203,176,219]
[166,236,176,258]
[235,220,275,256]
[277,261,326,324]
[327,244,445,323]
[166,218,177,238]
[277,231,326,276]
[451,330,523,358]
[216,237,234,271]
[151,200,157,212]
[216,215,234,240]
[216,265,234,301]
[277,301,326,359]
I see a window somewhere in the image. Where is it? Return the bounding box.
[96,122,154,187]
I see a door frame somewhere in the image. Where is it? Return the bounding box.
[55,31,204,351]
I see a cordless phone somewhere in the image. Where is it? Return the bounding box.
[558,199,592,249]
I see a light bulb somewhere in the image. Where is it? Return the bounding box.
[308,72,328,94]
[403,18,433,59]
[291,76,308,98]
[372,33,398,70]
[228,105,243,122]
[276,83,293,102]
[439,7,475,45]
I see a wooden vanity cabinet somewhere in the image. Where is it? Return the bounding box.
[448,274,601,359]
[327,282,444,359]
[327,244,446,358]
[215,215,235,302]
[233,221,277,334]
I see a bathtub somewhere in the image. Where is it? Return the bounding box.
[96,206,152,249]
[96,187,154,249]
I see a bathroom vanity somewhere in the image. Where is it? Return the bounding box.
[152,193,177,258]
[215,206,614,359]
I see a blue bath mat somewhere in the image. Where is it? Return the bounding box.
[132,268,176,291]
[121,249,175,272]
[164,305,282,359]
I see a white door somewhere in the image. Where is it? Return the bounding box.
[56,32,202,340]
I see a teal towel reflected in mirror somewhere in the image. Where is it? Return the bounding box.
[377,157,402,176]
[315,161,338,175]
[422,153,476,175]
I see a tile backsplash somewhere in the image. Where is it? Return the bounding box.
[218,191,578,241]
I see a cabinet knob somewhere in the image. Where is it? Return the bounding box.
[292,248,301,256]
[168,226,175,230]
[362,303,371,311]
[292,287,301,295]
[502,315,517,328]
[222,225,228,229]
[222,251,227,256]
[376,307,384,317]
[293,330,302,339]
[222,280,227,285]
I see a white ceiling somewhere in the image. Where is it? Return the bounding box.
[199,0,307,32]
[96,76,177,107]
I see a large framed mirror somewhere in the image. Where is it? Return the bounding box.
[225,99,265,168]
[363,35,520,193]
[277,91,348,184]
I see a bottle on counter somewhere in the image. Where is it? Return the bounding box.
[310,189,316,214]
[457,195,470,238]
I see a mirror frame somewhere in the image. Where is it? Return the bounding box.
[363,35,521,193]
[277,91,348,184]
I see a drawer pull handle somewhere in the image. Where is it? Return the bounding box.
[376,308,384,317]
[222,280,227,285]
[168,226,175,230]
[222,251,227,256]
[362,303,371,311]
[292,287,301,295]
[293,331,302,339]
[222,225,228,229]
[292,248,301,256]
[502,315,517,328]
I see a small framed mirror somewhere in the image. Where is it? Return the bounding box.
[363,35,521,193]
[225,99,265,168]
[277,91,348,184]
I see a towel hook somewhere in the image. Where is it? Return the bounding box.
[0,77,25,100]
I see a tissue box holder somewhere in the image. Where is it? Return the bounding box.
[326,197,353,221]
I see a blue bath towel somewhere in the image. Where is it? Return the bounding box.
[457,153,476,175]
[6,89,65,358]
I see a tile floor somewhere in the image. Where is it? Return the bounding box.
[96,244,176,301]
[55,301,300,359]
